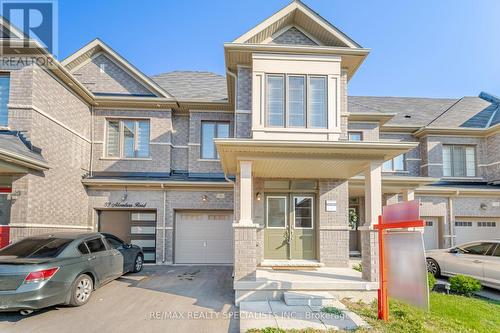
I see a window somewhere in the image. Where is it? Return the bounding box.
[493,245,500,257]
[294,196,313,229]
[0,74,10,127]
[383,154,405,172]
[85,238,107,253]
[266,196,287,228]
[106,119,150,158]
[425,221,434,227]
[478,221,496,227]
[266,74,327,129]
[77,243,89,255]
[105,236,124,249]
[459,243,493,255]
[201,121,230,159]
[443,145,476,177]
[0,237,72,258]
[455,221,472,227]
[348,132,363,141]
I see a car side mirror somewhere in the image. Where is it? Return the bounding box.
[450,248,460,254]
[123,243,132,249]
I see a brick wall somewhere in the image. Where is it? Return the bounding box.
[188,111,234,174]
[348,122,379,141]
[484,132,500,183]
[73,54,153,96]
[270,27,317,46]
[318,180,349,266]
[92,108,172,173]
[381,133,420,176]
[339,70,348,140]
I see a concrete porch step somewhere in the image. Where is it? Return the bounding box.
[260,260,325,268]
[284,291,339,306]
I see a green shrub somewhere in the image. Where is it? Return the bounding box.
[449,275,481,296]
[321,306,343,316]
[352,262,363,272]
[427,272,436,291]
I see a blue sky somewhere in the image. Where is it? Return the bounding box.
[57,0,500,98]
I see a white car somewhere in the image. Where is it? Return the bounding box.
[426,240,500,289]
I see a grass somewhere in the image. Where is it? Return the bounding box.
[247,293,500,333]
[320,306,343,316]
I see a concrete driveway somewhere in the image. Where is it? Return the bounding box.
[0,266,238,333]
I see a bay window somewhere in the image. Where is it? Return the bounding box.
[266,74,327,129]
[106,119,150,158]
[442,145,476,177]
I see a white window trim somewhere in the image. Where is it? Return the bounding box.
[292,195,314,230]
[265,73,328,129]
[442,145,477,177]
[200,121,231,160]
[266,195,288,229]
[104,118,151,159]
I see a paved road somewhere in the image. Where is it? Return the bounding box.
[0,266,239,333]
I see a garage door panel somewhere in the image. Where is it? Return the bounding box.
[175,211,233,264]
[423,218,439,250]
[455,218,500,245]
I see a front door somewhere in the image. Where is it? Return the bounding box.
[264,194,316,260]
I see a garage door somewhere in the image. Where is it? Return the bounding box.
[99,210,157,263]
[175,211,233,264]
[423,218,439,250]
[455,218,500,245]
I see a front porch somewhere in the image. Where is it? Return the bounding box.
[216,139,418,304]
[235,263,378,305]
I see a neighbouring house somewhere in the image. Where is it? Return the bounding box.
[0,0,498,304]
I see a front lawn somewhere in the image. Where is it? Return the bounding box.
[345,292,500,333]
[247,292,500,333]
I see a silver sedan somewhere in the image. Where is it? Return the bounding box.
[426,240,500,289]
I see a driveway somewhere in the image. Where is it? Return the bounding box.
[0,266,238,333]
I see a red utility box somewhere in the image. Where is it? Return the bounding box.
[0,226,10,249]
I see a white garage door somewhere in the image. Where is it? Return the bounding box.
[175,211,233,264]
[455,218,500,245]
[423,218,439,250]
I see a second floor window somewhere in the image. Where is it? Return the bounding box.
[443,145,476,177]
[106,119,150,158]
[348,132,363,141]
[266,74,327,129]
[0,74,10,127]
[383,154,405,172]
[201,121,230,159]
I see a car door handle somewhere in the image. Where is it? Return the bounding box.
[88,256,96,261]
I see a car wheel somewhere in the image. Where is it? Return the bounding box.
[69,274,93,306]
[133,254,144,273]
[426,258,441,277]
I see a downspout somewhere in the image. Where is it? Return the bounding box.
[89,105,94,177]
[226,68,238,138]
[161,183,166,263]
[448,189,459,247]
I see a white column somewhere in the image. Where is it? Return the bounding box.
[364,161,382,226]
[402,189,415,201]
[239,160,253,225]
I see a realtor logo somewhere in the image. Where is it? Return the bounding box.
[0,0,58,57]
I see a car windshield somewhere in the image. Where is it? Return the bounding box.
[0,237,73,258]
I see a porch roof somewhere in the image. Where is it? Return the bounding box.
[0,132,49,172]
[215,139,418,179]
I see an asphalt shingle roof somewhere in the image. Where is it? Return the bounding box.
[0,132,47,165]
[151,71,228,102]
[149,71,499,129]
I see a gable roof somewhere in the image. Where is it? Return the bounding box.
[151,71,228,102]
[233,0,361,48]
[0,17,27,39]
[62,39,173,99]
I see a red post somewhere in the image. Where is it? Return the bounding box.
[377,215,388,321]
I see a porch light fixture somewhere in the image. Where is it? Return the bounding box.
[201,195,208,202]
[256,192,262,201]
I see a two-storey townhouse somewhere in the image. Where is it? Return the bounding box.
[0,0,498,304]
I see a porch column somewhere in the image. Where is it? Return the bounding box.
[360,161,382,282]
[402,189,415,202]
[233,160,258,282]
